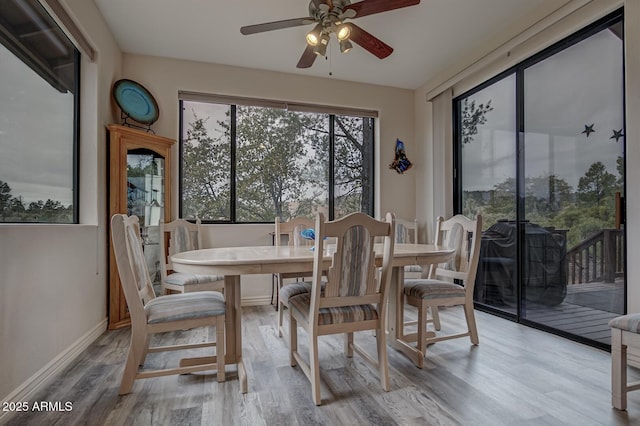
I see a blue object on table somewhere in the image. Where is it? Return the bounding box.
[301,228,315,240]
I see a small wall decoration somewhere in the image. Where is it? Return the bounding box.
[582,123,595,137]
[389,138,412,174]
[112,79,159,133]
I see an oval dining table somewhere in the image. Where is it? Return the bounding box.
[171,242,455,393]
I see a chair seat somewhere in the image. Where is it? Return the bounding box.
[609,314,640,333]
[164,272,224,287]
[279,281,327,304]
[404,279,466,300]
[279,282,312,304]
[404,265,423,273]
[289,293,379,326]
[145,291,225,324]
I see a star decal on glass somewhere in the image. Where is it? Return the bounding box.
[610,128,624,142]
[582,123,595,137]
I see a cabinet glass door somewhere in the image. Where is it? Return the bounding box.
[127,148,164,290]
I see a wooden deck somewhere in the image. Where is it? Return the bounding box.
[518,281,624,346]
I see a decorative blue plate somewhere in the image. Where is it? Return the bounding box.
[112,79,159,125]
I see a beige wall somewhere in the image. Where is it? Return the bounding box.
[0,0,121,406]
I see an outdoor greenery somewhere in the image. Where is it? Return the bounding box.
[460,96,623,250]
[181,105,372,222]
[463,159,623,249]
[0,179,73,222]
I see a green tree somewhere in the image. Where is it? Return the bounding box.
[577,161,616,206]
[616,155,624,190]
[182,114,231,220]
[182,106,373,222]
[460,98,494,144]
[332,116,373,216]
[0,180,11,220]
[233,107,326,221]
[525,174,573,224]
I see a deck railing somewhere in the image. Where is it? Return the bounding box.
[567,229,624,284]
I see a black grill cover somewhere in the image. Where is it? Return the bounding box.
[474,221,567,306]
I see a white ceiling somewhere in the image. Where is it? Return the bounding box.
[93,0,571,90]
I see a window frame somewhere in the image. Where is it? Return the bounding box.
[0,0,81,224]
[178,96,376,224]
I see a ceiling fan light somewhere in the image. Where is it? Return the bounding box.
[336,24,351,41]
[313,33,329,56]
[339,39,352,54]
[306,24,322,46]
[313,41,327,56]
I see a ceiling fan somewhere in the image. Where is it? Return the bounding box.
[240,0,421,69]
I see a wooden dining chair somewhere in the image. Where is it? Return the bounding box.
[399,214,482,368]
[395,217,424,279]
[609,313,640,410]
[159,218,224,294]
[275,216,315,337]
[111,214,226,395]
[287,212,395,405]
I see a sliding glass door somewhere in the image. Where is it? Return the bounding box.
[455,11,624,348]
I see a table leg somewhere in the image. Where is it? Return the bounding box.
[386,266,429,368]
[386,267,400,337]
[225,275,247,393]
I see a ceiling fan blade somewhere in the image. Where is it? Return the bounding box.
[344,0,420,19]
[240,17,313,35]
[297,45,318,68]
[348,23,393,59]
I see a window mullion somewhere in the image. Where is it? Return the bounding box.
[231,105,237,223]
[329,115,335,221]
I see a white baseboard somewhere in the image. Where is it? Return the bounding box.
[0,319,108,423]
[1,298,269,422]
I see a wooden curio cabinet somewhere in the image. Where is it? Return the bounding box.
[108,124,175,329]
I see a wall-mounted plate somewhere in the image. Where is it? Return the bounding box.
[112,79,159,125]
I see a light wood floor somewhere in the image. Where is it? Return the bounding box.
[4,305,640,426]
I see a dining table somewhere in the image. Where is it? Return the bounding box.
[170,242,455,393]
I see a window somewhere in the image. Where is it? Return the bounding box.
[179,97,375,223]
[454,10,624,348]
[0,0,79,223]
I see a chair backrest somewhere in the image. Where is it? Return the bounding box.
[310,212,395,314]
[275,216,315,248]
[111,214,157,324]
[432,214,483,290]
[159,218,203,280]
[395,218,418,244]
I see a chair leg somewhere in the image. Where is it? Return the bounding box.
[463,300,479,345]
[611,328,627,410]
[345,332,354,358]
[430,306,441,331]
[309,332,321,405]
[277,301,285,338]
[277,277,285,337]
[119,328,148,395]
[376,322,390,391]
[139,334,151,366]
[216,315,226,383]
[289,312,298,367]
[417,300,429,355]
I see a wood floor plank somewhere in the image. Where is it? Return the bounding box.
[4,305,640,425]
